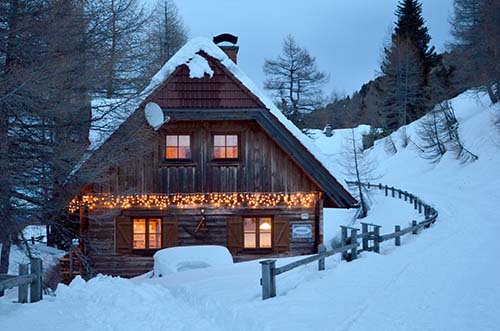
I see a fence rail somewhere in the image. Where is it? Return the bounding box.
[259,182,438,300]
[0,258,43,303]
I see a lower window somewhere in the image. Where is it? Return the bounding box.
[243,217,272,249]
[133,218,161,249]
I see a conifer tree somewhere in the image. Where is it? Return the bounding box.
[377,0,436,135]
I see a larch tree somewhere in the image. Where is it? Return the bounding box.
[142,0,188,81]
[340,129,379,219]
[263,35,329,125]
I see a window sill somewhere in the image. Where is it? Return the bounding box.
[160,160,197,167]
[209,159,241,167]
[131,249,161,256]
[241,248,274,254]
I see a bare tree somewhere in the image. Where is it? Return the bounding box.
[141,0,188,81]
[263,35,329,124]
[450,0,500,103]
[340,129,379,219]
[378,37,426,137]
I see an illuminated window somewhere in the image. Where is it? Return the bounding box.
[166,135,191,159]
[213,135,238,159]
[243,217,272,249]
[133,218,161,249]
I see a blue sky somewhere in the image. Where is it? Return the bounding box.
[147,0,454,97]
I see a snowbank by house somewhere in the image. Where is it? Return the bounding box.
[153,245,233,276]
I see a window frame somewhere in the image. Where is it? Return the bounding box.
[164,134,192,162]
[132,217,162,251]
[242,217,273,251]
[211,133,240,161]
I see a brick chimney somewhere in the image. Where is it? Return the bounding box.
[213,33,239,64]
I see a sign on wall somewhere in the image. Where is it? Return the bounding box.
[291,224,313,239]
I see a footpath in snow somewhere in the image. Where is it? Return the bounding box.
[1,92,499,331]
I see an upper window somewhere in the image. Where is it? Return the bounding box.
[166,135,191,160]
[213,135,238,159]
[133,218,161,249]
[243,217,272,249]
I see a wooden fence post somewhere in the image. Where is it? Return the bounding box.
[318,245,326,271]
[18,264,29,304]
[409,195,413,203]
[30,258,42,303]
[378,183,382,190]
[361,223,368,251]
[398,190,402,199]
[418,201,422,214]
[414,199,418,210]
[385,185,388,196]
[350,229,358,260]
[260,260,276,300]
[373,226,380,253]
[412,220,418,235]
[391,187,395,198]
[395,225,401,246]
[340,226,348,261]
[404,192,408,202]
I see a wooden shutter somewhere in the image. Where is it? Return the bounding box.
[226,216,243,254]
[115,216,132,254]
[273,216,290,253]
[162,217,178,248]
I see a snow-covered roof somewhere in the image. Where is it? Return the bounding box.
[72,37,355,206]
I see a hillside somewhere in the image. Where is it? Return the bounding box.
[1,91,499,331]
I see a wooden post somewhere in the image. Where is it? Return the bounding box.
[378,183,382,190]
[395,225,401,246]
[318,245,326,271]
[424,206,428,218]
[361,223,369,251]
[409,195,413,203]
[350,229,358,260]
[18,264,29,304]
[373,226,380,253]
[260,260,276,300]
[385,185,388,196]
[414,199,418,210]
[30,258,42,303]
[412,220,418,235]
[340,226,348,261]
[404,192,408,202]
[367,182,371,189]
[398,190,402,199]
[391,187,395,198]
[418,201,422,214]
[69,245,74,282]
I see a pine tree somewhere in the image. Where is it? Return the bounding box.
[377,0,436,135]
[393,0,437,75]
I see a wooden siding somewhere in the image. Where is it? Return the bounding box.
[92,120,320,196]
[84,206,318,277]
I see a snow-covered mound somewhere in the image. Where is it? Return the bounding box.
[2,91,499,331]
[153,245,233,276]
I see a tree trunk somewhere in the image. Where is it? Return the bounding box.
[0,238,11,296]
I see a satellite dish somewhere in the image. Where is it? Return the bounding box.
[144,102,167,130]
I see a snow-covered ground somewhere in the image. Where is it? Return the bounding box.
[1,92,499,331]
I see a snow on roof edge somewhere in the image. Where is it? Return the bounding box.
[71,37,343,186]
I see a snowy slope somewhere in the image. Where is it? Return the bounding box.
[1,92,499,331]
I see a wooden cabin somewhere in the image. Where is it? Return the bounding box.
[71,35,356,278]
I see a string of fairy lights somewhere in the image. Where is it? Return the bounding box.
[68,192,317,212]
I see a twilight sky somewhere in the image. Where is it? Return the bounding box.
[150,0,455,96]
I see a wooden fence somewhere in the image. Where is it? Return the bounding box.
[0,258,43,303]
[260,182,438,300]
